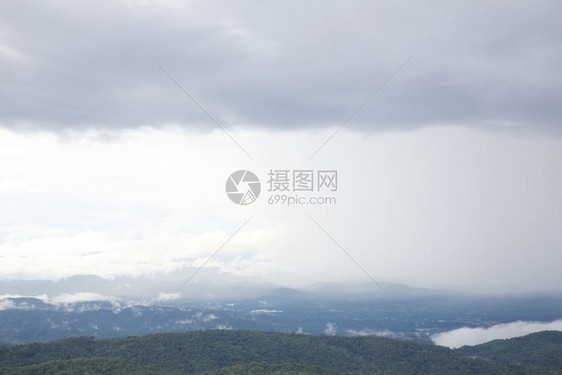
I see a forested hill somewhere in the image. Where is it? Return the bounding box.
[0,330,561,374]
[457,330,562,371]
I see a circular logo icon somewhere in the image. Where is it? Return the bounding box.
[225,170,261,205]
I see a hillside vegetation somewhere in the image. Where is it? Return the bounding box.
[0,330,560,374]
[457,330,562,371]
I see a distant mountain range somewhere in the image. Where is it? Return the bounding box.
[0,271,454,303]
[1,330,561,374]
[0,271,281,302]
[1,273,562,346]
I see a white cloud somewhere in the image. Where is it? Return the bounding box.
[0,292,117,311]
[156,292,180,301]
[0,179,38,194]
[0,299,16,311]
[432,319,562,349]
[176,319,193,325]
[0,126,561,293]
[250,309,282,315]
[324,322,337,336]
[48,292,117,305]
[202,314,218,322]
[346,328,401,338]
[215,324,232,330]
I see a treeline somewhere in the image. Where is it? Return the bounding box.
[457,330,562,372]
[0,357,167,375]
[0,330,560,374]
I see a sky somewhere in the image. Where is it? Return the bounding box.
[1,0,561,293]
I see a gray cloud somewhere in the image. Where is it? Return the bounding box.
[1,0,561,133]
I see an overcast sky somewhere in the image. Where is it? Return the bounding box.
[1,0,561,293]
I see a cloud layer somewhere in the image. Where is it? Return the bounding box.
[1,0,561,133]
[1,125,561,292]
[432,319,562,348]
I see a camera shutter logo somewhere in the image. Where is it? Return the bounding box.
[225,170,261,205]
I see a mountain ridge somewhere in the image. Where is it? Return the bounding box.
[1,330,561,374]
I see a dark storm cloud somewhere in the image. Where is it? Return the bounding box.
[0,0,561,133]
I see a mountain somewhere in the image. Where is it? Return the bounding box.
[0,357,168,375]
[259,287,309,302]
[0,273,447,303]
[2,330,559,374]
[201,363,340,374]
[457,330,562,371]
[0,271,281,302]
[304,281,454,299]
